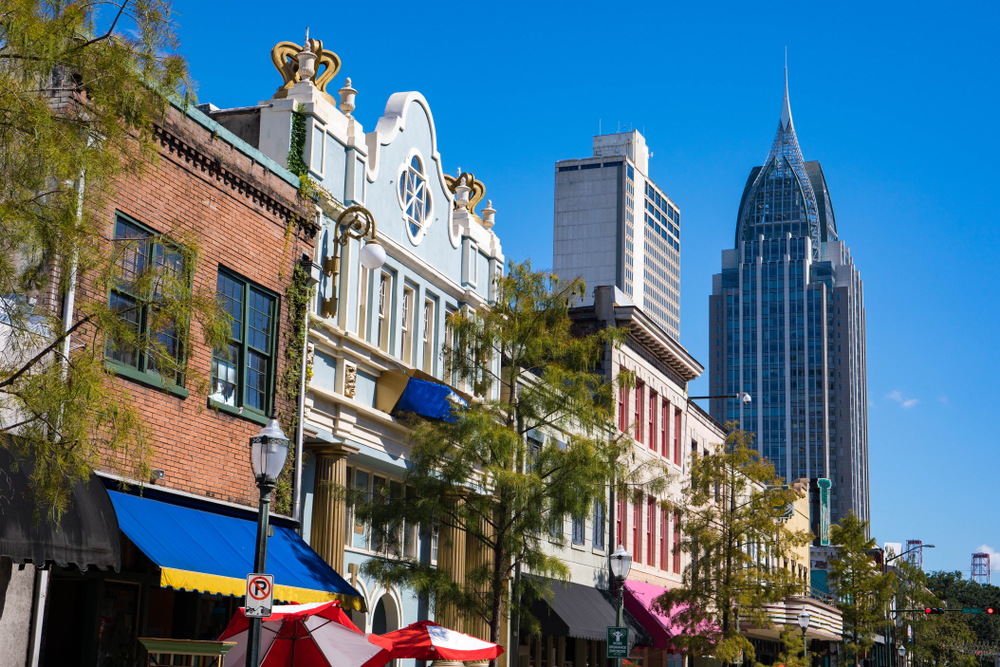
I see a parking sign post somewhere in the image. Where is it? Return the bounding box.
[245,574,274,618]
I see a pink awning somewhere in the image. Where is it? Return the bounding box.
[623,580,716,652]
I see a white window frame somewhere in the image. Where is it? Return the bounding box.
[401,285,415,366]
[422,297,436,374]
[396,149,434,246]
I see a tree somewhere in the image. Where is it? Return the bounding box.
[654,426,811,665]
[0,0,226,517]
[357,261,658,662]
[828,511,895,667]
[773,630,809,667]
[895,563,976,667]
[925,570,1000,645]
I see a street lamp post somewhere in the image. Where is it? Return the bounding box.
[321,205,385,317]
[610,545,633,667]
[246,415,291,667]
[898,644,906,667]
[797,612,810,665]
[883,544,934,667]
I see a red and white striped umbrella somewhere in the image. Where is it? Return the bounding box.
[372,620,505,662]
[219,601,394,667]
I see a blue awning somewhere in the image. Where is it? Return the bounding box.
[394,377,467,422]
[107,490,364,609]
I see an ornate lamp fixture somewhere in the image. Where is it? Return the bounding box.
[321,205,385,318]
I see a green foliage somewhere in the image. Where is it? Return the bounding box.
[655,426,812,663]
[895,564,977,667]
[356,261,660,647]
[287,104,308,177]
[828,512,895,666]
[281,261,311,419]
[767,630,809,667]
[925,570,1000,645]
[0,0,229,519]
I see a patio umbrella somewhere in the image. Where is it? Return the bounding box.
[373,620,504,662]
[218,601,394,667]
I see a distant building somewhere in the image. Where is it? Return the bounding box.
[554,130,682,340]
[709,70,869,537]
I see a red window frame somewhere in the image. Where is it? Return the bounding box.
[648,390,657,450]
[673,408,682,465]
[635,381,644,441]
[618,387,627,432]
[660,507,667,570]
[647,497,656,566]
[633,498,642,564]
[661,401,668,456]
[672,511,682,573]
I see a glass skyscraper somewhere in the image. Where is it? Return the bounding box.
[709,71,869,535]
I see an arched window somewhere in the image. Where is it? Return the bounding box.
[398,154,432,244]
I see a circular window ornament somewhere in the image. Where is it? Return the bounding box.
[397,152,433,245]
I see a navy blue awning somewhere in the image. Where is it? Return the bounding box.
[394,378,467,422]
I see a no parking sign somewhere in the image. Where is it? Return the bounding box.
[245,573,274,618]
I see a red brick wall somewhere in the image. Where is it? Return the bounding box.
[79,103,317,508]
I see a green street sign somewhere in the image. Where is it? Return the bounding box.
[607,626,629,659]
[962,607,983,614]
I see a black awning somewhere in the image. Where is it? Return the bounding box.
[0,448,120,571]
[529,578,651,647]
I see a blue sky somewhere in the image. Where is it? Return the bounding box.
[167,0,999,575]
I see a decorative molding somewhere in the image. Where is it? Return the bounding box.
[444,171,486,220]
[343,363,357,398]
[154,122,317,238]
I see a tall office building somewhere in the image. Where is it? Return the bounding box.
[554,130,682,339]
[709,72,869,534]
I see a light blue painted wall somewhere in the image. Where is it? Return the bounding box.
[313,349,337,388]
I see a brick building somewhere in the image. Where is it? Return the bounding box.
[1,98,364,667]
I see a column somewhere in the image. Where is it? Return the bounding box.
[437,497,467,633]
[309,443,359,574]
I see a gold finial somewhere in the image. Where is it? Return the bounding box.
[270,34,342,100]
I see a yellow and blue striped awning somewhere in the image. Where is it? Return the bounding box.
[108,490,363,610]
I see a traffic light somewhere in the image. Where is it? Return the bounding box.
[925,608,945,614]
[988,607,996,615]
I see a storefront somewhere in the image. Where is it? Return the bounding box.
[3,469,362,667]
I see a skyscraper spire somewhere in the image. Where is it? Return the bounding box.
[781,59,793,131]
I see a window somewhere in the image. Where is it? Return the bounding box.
[593,500,605,550]
[661,401,668,456]
[211,270,277,417]
[348,467,420,559]
[618,386,627,432]
[647,497,655,566]
[376,271,392,351]
[634,381,644,441]
[107,214,187,385]
[673,512,682,573]
[401,286,415,365]
[673,408,682,465]
[398,154,432,243]
[633,499,642,564]
[616,495,626,548]
[357,268,370,338]
[648,390,657,450]
[422,297,436,373]
[445,306,458,385]
[660,507,667,570]
[572,515,585,546]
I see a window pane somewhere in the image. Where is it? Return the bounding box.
[113,218,150,287]
[148,312,181,380]
[211,343,239,406]
[107,292,140,367]
[216,273,243,342]
[245,350,268,411]
[247,288,272,352]
[353,470,369,550]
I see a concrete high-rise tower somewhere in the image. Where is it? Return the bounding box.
[709,70,869,536]
[553,130,681,339]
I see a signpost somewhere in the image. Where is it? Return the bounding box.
[607,626,629,659]
[245,573,274,618]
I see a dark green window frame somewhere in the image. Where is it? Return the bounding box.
[105,212,189,396]
[210,268,278,423]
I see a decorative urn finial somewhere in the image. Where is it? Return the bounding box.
[482,199,496,230]
[339,77,357,116]
[455,176,471,208]
[297,28,317,82]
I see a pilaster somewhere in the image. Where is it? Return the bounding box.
[309,443,360,574]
